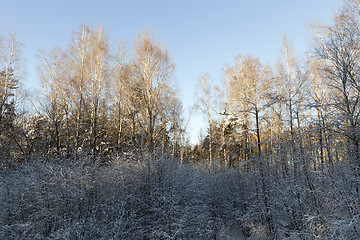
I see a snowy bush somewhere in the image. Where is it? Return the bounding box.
[1,156,359,239]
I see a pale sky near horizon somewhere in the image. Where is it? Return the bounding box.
[1,0,343,144]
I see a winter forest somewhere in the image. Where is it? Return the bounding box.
[1,1,360,239]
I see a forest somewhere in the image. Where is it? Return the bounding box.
[1,0,360,239]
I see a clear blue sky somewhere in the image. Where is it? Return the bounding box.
[1,0,343,144]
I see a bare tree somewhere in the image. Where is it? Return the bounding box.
[86,25,110,156]
[0,31,24,160]
[109,40,131,152]
[131,31,176,154]
[65,24,92,157]
[225,55,274,235]
[278,35,309,163]
[308,59,334,168]
[225,55,272,158]
[312,2,360,168]
[37,47,66,157]
[195,73,216,165]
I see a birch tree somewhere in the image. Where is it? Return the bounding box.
[131,31,177,154]
[62,25,111,157]
[195,73,215,165]
[312,2,360,168]
[109,40,131,152]
[37,47,66,157]
[225,55,274,235]
[65,25,92,157]
[86,25,110,156]
[225,55,272,158]
[308,59,334,167]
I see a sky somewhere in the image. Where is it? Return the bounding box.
[1,0,343,144]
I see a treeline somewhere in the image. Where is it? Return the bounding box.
[0,0,359,182]
[1,1,360,171]
[194,0,360,175]
[1,26,186,161]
